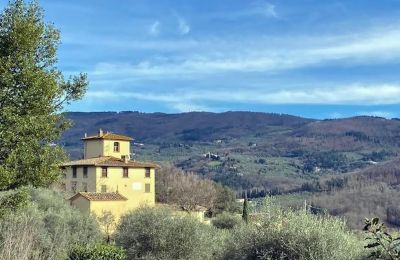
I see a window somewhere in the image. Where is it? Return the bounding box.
[101,185,107,193]
[113,142,120,152]
[82,182,88,192]
[83,167,88,178]
[145,167,151,178]
[71,181,77,193]
[145,183,151,193]
[101,167,108,178]
[123,167,129,178]
[72,167,77,178]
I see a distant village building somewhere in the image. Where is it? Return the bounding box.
[204,152,220,160]
[61,129,158,220]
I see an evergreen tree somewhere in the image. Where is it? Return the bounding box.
[242,193,249,223]
[0,0,87,190]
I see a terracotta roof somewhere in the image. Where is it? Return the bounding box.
[157,204,208,212]
[61,156,159,168]
[81,131,133,141]
[69,192,128,201]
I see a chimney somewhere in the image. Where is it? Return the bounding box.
[123,155,129,163]
[99,129,103,136]
[84,133,87,138]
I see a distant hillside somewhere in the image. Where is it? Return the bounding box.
[61,111,400,195]
[311,157,400,228]
[62,111,312,143]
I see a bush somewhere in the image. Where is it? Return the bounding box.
[0,187,29,217]
[69,243,126,260]
[212,213,242,229]
[223,203,365,260]
[0,187,102,260]
[115,207,224,259]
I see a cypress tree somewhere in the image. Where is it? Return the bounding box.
[242,193,249,223]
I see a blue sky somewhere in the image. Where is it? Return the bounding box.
[2,0,400,119]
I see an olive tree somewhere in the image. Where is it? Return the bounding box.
[0,0,87,190]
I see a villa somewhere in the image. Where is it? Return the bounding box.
[60,129,159,220]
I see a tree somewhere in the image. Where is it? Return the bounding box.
[0,0,87,190]
[156,164,217,211]
[242,193,249,223]
[96,210,116,244]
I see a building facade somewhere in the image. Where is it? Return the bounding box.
[61,129,158,219]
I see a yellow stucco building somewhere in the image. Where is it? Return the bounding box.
[61,129,158,220]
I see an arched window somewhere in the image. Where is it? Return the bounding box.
[113,142,120,152]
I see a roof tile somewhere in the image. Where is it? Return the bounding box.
[61,156,159,168]
[81,132,133,141]
[69,192,128,201]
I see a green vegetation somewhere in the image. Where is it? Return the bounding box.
[363,218,400,259]
[242,195,249,223]
[0,187,101,260]
[0,0,87,190]
[113,203,367,260]
[115,207,224,260]
[211,212,242,229]
[68,244,127,260]
[224,206,365,260]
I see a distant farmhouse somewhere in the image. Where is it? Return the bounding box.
[60,129,159,220]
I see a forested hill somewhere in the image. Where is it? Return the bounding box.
[61,111,400,194]
[62,111,313,143]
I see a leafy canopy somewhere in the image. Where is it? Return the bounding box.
[0,0,87,190]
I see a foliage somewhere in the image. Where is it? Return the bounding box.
[0,187,102,260]
[0,187,28,217]
[303,151,348,172]
[115,207,224,260]
[0,0,87,190]
[68,243,126,260]
[242,195,249,223]
[212,213,242,230]
[224,202,365,260]
[211,183,241,215]
[363,217,400,259]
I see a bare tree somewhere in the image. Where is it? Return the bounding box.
[156,164,217,211]
[96,210,116,244]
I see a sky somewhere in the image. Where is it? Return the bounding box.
[2,0,400,119]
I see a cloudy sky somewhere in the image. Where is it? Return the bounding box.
[2,0,400,119]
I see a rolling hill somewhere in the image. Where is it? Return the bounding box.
[61,111,400,195]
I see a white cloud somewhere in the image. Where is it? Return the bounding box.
[215,1,278,19]
[85,84,400,106]
[177,16,190,35]
[356,111,395,118]
[148,20,160,36]
[89,26,400,80]
[253,2,277,18]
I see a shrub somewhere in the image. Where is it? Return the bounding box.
[223,203,365,260]
[0,187,102,260]
[363,217,400,259]
[115,207,224,259]
[68,243,126,260]
[0,187,29,217]
[212,213,242,229]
